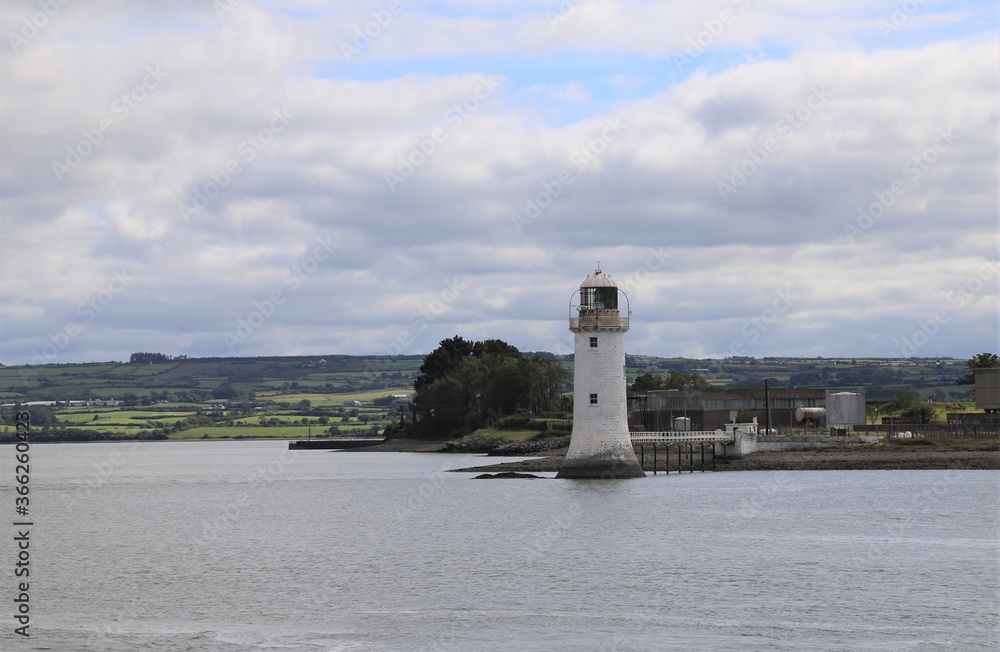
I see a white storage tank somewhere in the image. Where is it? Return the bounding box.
[825,391,866,428]
[795,406,826,423]
[673,416,691,432]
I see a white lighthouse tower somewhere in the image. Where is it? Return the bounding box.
[557,267,645,479]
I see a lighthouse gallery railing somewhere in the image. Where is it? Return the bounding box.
[569,315,629,331]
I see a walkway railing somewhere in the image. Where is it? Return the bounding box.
[630,430,732,444]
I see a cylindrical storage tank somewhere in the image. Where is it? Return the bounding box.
[795,406,826,423]
[673,417,691,432]
[826,391,866,428]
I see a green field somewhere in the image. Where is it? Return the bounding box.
[261,389,412,406]
[59,410,194,424]
[38,424,145,434]
[169,426,313,439]
[169,424,375,439]
[0,352,979,443]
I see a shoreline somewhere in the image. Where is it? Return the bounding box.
[356,438,1000,473]
[13,437,996,472]
[451,448,1000,473]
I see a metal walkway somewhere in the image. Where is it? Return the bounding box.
[629,430,735,474]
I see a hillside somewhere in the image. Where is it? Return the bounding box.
[0,353,977,443]
[0,354,971,405]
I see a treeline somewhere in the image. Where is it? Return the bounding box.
[128,352,177,364]
[390,336,568,439]
[0,429,169,444]
[629,371,712,394]
[0,405,57,427]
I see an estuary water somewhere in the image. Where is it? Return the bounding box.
[2,440,997,651]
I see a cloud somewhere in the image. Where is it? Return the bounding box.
[0,1,996,365]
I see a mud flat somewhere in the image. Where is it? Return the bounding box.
[451,446,1000,474]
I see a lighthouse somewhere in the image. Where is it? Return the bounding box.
[557,267,645,479]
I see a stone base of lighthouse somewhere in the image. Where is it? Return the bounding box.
[556,441,645,479]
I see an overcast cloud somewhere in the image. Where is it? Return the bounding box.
[0,0,996,365]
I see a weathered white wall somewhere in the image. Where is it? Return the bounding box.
[560,328,644,477]
[570,330,628,443]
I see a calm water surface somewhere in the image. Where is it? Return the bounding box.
[2,440,997,651]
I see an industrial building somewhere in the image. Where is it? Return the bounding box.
[974,368,1000,413]
[628,387,866,433]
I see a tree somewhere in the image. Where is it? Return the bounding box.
[1,405,57,427]
[628,371,712,394]
[414,336,475,392]
[884,390,922,417]
[901,404,937,424]
[128,352,171,364]
[472,339,520,358]
[958,352,999,385]
[211,386,241,400]
[630,372,662,394]
[408,337,567,438]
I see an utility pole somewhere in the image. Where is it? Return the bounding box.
[764,378,772,436]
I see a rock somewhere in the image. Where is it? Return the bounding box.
[487,438,570,456]
[473,472,543,479]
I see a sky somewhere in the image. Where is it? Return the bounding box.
[0,0,997,366]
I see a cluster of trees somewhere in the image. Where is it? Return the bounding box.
[128,352,175,364]
[629,371,712,394]
[877,390,937,424]
[959,352,999,386]
[396,336,568,439]
[0,405,57,427]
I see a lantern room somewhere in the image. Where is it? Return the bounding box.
[569,267,629,332]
